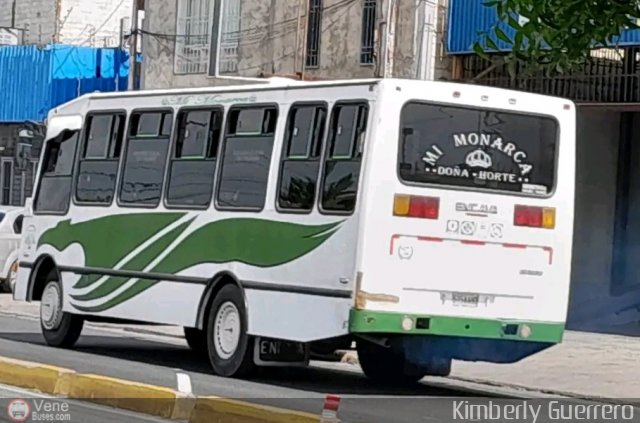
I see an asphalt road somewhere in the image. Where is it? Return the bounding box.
[0,313,520,423]
[0,384,176,423]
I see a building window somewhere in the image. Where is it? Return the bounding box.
[320,102,368,213]
[360,0,377,65]
[119,111,173,206]
[216,106,278,210]
[218,0,241,74]
[166,108,222,207]
[76,113,125,204]
[175,0,215,74]
[277,103,326,212]
[1,158,13,205]
[305,0,322,68]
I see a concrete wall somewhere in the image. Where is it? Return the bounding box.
[0,0,56,44]
[58,0,133,47]
[0,0,132,47]
[142,0,452,89]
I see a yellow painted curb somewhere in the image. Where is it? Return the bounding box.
[0,355,323,422]
[0,356,76,395]
[66,373,192,419]
[189,396,320,423]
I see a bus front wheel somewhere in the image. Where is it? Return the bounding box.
[39,269,84,348]
[205,284,255,378]
[357,339,425,385]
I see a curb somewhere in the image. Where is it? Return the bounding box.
[0,356,321,422]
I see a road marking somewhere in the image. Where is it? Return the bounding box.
[176,372,192,395]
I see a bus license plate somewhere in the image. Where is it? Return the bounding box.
[258,338,306,362]
[452,293,479,307]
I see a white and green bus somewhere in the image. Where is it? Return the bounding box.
[14,78,575,382]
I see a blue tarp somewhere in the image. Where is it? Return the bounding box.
[0,44,139,122]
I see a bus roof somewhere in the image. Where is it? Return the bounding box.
[48,77,575,118]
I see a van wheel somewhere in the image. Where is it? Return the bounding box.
[357,339,425,385]
[184,327,207,356]
[40,269,84,348]
[206,284,255,377]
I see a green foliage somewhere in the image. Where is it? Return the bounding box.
[473,0,640,76]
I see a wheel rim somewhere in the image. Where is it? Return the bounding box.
[41,283,63,330]
[214,301,241,360]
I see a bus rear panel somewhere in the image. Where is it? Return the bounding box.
[353,81,575,365]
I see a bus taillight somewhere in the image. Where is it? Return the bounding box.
[514,205,555,229]
[394,194,439,219]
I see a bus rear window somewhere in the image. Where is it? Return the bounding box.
[398,102,558,196]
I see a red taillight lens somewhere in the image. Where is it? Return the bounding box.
[394,194,439,219]
[514,205,555,229]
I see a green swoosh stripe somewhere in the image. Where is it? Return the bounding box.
[37,212,186,289]
[152,218,343,274]
[70,218,195,301]
[68,217,343,313]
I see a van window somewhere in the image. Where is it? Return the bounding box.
[76,113,125,204]
[35,131,79,213]
[320,102,368,213]
[216,106,278,210]
[166,108,222,207]
[119,111,173,206]
[277,104,327,212]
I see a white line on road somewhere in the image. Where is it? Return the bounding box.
[175,372,192,395]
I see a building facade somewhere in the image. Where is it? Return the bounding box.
[446,0,640,336]
[0,0,133,47]
[142,0,451,89]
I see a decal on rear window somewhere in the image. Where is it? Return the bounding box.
[399,102,558,196]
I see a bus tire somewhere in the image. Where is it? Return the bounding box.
[40,269,84,348]
[184,327,207,356]
[206,284,255,378]
[357,339,425,385]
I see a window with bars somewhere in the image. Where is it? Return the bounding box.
[360,0,376,65]
[175,0,215,74]
[218,0,241,74]
[305,0,322,68]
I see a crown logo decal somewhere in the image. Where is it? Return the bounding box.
[465,149,492,168]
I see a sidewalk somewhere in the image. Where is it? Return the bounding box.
[1,295,637,399]
[450,330,640,400]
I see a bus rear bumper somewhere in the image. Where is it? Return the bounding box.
[349,309,564,364]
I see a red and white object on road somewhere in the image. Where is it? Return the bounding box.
[320,394,341,422]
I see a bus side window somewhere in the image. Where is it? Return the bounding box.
[76,113,125,204]
[119,111,173,207]
[34,130,80,214]
[277,103,327,212]
[320,102,368,214]
[166,108,222,208]
[216,105,278,210]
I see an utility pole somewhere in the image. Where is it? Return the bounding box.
[128,0,139,91]
[11,0,16,27]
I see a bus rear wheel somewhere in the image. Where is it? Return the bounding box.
[205,284,255,378]
[357,339,425,385]
[40,269,84,348]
